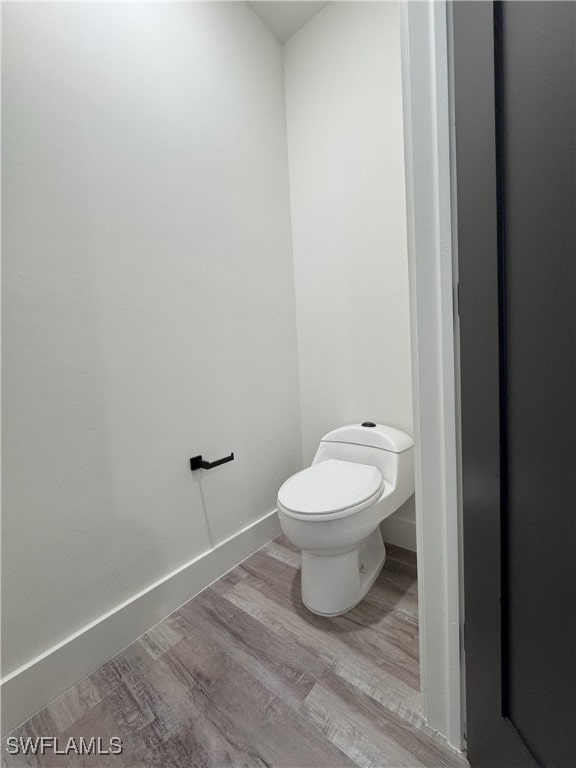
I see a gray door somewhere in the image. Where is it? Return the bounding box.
[453,3,576,767]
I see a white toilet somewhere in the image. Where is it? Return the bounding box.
[277,422,414,616]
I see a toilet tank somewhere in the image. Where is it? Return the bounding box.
[312,423,414,506]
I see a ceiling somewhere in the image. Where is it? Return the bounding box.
[248,2,330,44]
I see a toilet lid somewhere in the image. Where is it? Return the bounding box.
[277,459,383,515]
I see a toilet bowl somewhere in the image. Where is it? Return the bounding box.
[277,423,414,616]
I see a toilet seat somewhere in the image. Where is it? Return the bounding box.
[277,459,384,517]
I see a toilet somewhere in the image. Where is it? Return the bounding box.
[277,422,414,616]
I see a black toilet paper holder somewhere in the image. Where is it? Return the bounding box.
[190,453,234,471]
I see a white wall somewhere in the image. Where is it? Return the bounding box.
[401,0,464,746]
[283,2,415,543]
[2,0,301,692]
[1,0,417,733]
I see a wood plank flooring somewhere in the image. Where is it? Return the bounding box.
[2,536,468,768]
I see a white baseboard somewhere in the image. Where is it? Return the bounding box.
[380,515,417,552]
[1,510,281,737]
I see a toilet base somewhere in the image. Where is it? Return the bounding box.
[300,527,386,616]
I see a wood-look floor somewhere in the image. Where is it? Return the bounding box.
[3,537,468,768]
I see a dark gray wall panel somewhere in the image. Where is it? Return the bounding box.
[455,2,575,766]
[500,4,576,765]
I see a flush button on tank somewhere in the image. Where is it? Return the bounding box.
[361,421,376,427]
